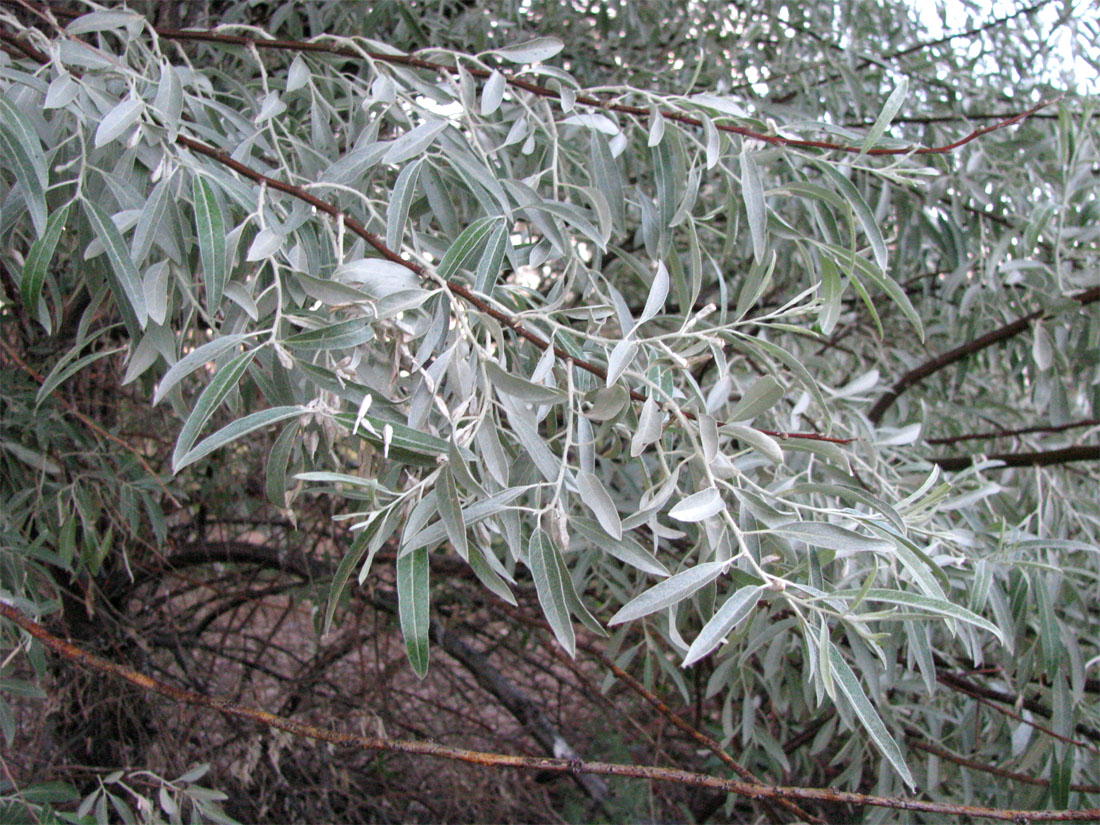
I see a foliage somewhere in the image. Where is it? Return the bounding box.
[0,0,1097,821]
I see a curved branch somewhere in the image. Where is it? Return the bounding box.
[4,602,1099,822]
[869,286,1100,424]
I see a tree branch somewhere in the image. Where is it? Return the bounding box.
[926,417,1100,446]
[930,444,1100,472]
[9,0,1060,157]
[906,733,1100,794]
[4,602,1099,822]
[869,285,1100,424]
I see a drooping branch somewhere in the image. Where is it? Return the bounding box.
[930,444,1100,472]
[7,0,1060,157]
[868,285,1100,424]
[4,602,1099,822]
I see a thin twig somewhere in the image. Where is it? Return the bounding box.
[907,733,1100,794]
[927,418,1100,446]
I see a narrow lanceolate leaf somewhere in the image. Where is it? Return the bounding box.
[173,406,304,473]
[94,94,143,148]
[740,149,766,262]
[727,375,784,422]
[528,529,575,656]
[669,488,724,522]
[828,642,915,787]
[246,229,284,261]
[630,394,662,457]
[0,92,48,236]
[484,361,564,403]
[265,420,299,507]
[332,412,452,466]
[492,37,564,63]
[815,161,888,271]
[283,318,373,351]
[836,589,1005,644]
[192,177,227,311]
[82,199,148,329]
[154,334,250,404]
[638,262,669,325]
[397,547,431,678]
[572,518,669,577]
[21,205,69,319]
[323,522,376,635]
[474,219,509,294]
[481,70,506,116]
[576,471,622,541]
[382,119,448,166]
[724,423,783,464]
[647,105,665,147]
[172,349,258,470]
[386,158,423,252]
[438,466,468,560]
[861,76,908,155]
[606,338,637,387]
[132,175,173,265]
[773,522,894,554]
[436,217,499,280]
[683,585,764,667]
[609,561,727,625]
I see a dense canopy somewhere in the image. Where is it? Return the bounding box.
[1,1,1097,822]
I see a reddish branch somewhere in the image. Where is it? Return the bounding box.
[869,285,1100,424]
[11,0,1059,157]
[4,602,1099,822]
[927,417,1100,445]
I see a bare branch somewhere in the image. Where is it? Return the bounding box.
[4,602,1099,822]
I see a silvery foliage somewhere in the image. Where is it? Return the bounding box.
[1,0,1096,803]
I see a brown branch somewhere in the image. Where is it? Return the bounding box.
[868,285,1100,424]
[4,602,1099,822]
[930,444,1100,472]
[12,0,1059,157]
[927,417,1100,446]
[937,671,1100,746]
[907,733,1100,794]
